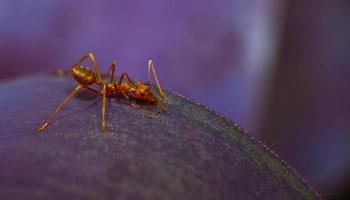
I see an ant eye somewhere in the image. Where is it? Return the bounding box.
[140,92,145,96]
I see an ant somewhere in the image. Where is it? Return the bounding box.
[37,53,165,132]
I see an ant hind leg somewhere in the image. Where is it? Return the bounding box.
[36,84,83,132]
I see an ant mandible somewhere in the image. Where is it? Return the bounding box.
[37,53,165,132]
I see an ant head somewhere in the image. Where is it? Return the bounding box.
[133,82,157,102]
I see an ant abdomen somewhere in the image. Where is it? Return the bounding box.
[70,66,96,86]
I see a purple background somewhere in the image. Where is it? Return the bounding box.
[0,0,349,198]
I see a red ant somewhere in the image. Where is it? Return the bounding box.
[37,53,165,132]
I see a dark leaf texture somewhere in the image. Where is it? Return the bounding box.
[0,75,319,199]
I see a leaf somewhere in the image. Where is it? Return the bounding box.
[0,75,319,199]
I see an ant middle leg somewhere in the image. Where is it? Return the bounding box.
[84,86,101,94]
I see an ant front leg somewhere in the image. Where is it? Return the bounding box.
[148,60,164,98]
[37,84,83,132]
[84,86,101,94]
[70,53,104,85]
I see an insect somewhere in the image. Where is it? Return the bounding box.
[37,53,165,132]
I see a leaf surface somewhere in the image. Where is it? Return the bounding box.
[0,75,319,199]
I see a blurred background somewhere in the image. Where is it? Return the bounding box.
[0,0,349,198]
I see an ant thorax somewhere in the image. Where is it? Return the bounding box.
[115,82,134,93]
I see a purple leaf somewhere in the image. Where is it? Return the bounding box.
[0,75,319,199]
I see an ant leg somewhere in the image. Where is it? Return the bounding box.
[101,84,107,131]
[111,72,137,107]
[116,73,133,100]
[121,91,130,100]
[148,60,164,98]
[118,73,134,85]
[84,86,101,94]
[36,85,83,132]
[87,53,103,84]
[108,61,117,84]
[70,53,104,85]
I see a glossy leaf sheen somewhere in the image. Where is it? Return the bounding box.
[0,75,318,199]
